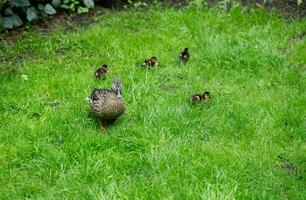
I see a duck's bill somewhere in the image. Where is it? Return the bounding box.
[117,90,122,99]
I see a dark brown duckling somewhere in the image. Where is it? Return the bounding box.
[141,56,158,68]
[179,48,190,64]
[95,64,109,79]
[191,91,211,104]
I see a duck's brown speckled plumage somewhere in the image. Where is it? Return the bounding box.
[89,88,125,120]
[88,77,125,129]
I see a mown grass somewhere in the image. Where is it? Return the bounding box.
[0,3,305,199]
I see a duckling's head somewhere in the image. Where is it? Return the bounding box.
[184,48,189,52]
[203,91,210,100]
[112,76,123,99]
[102,64,108,69]
[151,56,158,64]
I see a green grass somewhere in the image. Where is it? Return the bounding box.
[0,4,305,199]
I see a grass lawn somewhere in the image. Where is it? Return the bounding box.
[0,3,305,199]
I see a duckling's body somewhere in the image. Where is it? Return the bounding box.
[95,64,109,79]
[191,91,210,104]
[141,59,150,68]
[87,77,125,130]
[179,48,190,64]
[141,56,158,68]
[191,94,203,104]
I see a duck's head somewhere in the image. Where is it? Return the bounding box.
[203,91,210,101]
[112,76,123,99]
[184,48,189,52]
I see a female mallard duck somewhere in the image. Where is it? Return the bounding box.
[95,64,109,79]
[141,56,158,68]
[191,91,210,104]
[87,76,125,131]
[179,48,190,64]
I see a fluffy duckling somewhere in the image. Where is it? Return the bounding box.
[179,48,190,64]
[87,76,125,131]
[141,56,158,68]
[95,64,109,79]
[191,91,211,104]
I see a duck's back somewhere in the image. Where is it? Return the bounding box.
[90,89,125,120]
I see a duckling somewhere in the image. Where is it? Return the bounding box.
[190,91,211,104]
[87,76,125,131]
[95,64,109,79]
[179,48,190,64]
[141,56,158,68]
